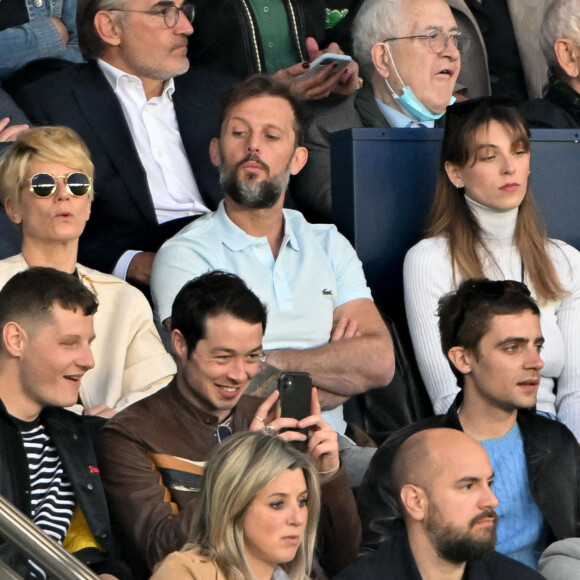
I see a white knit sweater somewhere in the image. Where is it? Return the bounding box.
[404,197,580,440]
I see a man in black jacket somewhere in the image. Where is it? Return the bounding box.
[0,267,129,579]
[337,428,545,579]
[358,279,580,570]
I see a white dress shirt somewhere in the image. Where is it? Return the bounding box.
[98,59,208,278]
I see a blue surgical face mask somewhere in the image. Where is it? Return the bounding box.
[383,43,455,122]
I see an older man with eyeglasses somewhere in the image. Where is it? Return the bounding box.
[12,0,235,288]
[293,0,469,223]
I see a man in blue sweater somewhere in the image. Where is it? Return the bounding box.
[358,279,580,571]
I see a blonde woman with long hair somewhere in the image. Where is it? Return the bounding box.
[404,98,580,438]
[151,431,321,580]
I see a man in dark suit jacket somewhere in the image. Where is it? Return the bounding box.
[13,0,233,285]
[293,0,462,223]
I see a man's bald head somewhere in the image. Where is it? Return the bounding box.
[391,428,491,515]
[391,428,498,567]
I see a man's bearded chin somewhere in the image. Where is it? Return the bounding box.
[220,166,290,209]
[426,508,498,564]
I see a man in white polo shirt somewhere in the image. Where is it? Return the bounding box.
[151,74,395,484]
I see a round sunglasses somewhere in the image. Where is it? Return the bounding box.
[28,172,92,198]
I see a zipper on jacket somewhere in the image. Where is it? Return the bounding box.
[284,0,305,62]
[239,0,263,73]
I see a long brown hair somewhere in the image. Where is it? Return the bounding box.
[427,100,565,303]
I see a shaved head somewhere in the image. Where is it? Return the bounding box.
[392,428,498,567]
[391,429,491,514]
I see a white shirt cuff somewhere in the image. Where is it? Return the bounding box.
[112,250,141,280]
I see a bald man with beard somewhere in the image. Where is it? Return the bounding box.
[336,429,545,580]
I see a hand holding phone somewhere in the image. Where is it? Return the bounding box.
[250,383,340,473]
[297,53,352,81]
[278,372,312,450]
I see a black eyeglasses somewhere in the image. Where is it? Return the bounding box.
[109,2,195,28]
[28,172,92,198]
[217,424,232,443]
[383,30,470,54]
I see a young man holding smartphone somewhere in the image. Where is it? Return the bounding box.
[98,271,360,579]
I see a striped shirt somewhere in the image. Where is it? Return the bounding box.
[18,419,75,579]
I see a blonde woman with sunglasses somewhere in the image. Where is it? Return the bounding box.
[0,126,175,417]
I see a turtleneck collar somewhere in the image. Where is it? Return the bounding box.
[465,195,519,245]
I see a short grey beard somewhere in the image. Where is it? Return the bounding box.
[220,168,290,209]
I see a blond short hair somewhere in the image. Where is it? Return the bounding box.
[0,126,95,209]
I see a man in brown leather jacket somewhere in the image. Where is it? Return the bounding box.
[98,271,360,579]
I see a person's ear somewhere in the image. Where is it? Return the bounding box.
[4,199,23,225]
[171,328,188,360]
[209,138,222,168]
[94,10,123,47]
[444,161,464,189]
[400,484,428,521]
[554,38,580,79]
[3,322,27,358]
[289,146,308,175]
[448,346,472,374]
[371,42,391,79]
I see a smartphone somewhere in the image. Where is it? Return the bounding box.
[297,53,352,81]
[278,372,312,451]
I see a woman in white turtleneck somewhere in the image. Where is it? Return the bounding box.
[404,98,580,440]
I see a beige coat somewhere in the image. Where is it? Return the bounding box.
[151,550,227,580]
[151,548,293,580]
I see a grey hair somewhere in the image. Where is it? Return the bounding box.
[540,0,580,76]
[352,0,405,80]
[77,0,131,60]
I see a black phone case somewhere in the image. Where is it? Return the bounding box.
[278,372,312,450]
